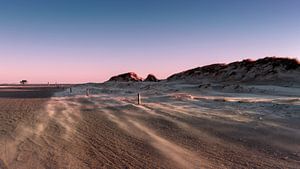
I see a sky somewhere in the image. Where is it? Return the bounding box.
[0,0,299,83]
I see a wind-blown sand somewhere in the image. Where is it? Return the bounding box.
[0,83,299,168]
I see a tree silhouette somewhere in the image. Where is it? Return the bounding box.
[20,80,28,85]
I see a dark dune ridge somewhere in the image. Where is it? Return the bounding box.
[167,57,300,84]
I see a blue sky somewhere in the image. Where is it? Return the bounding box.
[0,0,299,83]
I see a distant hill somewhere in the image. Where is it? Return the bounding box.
[167,57,300,85]
[107,72,161,82]
[144,74,159,82]
[108,72,143,82]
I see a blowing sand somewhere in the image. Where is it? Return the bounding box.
[0,83,299,169]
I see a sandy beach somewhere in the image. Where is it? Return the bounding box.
[0,83,299,169]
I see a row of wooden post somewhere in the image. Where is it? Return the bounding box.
[69,87,141,105]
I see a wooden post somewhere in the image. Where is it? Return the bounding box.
[138,93,141,105]
[86,88,89,96]
[70,87,72,93]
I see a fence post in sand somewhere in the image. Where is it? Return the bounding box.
[70,87,72,93]
[86,88,89,96]
[138,93,141,105]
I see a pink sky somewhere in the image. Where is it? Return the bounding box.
[1,0,300,83]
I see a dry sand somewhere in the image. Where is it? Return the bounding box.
[0,83,299,169]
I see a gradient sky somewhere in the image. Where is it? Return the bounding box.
[1,0,300,83]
